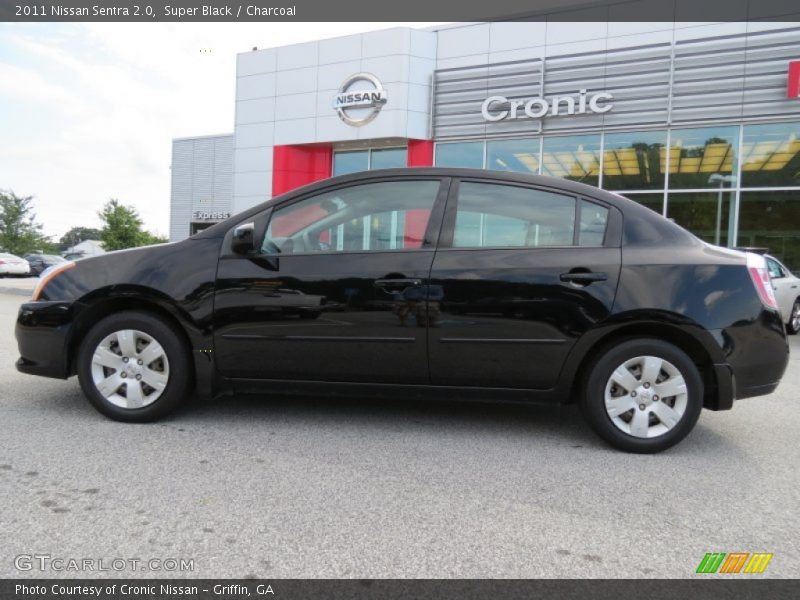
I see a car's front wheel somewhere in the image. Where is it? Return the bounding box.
[787,299,800,335]
[580,339,703,453]
[76,311,192,422]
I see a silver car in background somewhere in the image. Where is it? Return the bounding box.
[766,254,800,335]
[0,253,31,277]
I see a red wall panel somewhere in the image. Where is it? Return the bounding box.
[407,139,434,167]
[789,60,800,98]
[272,144,333,196]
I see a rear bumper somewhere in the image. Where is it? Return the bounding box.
[712,308,789,409]
[15,301,74,379]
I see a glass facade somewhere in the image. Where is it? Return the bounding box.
[435,141,484,169]
[370,147,407,170]
[332,147,406,176]
[602,130,667,191]
[667,126,738,189]
[740,123,800,188]
[739,191,800,272]
[486,138,540,174]
[622,193,664,215]
[333,150,369,176]
[541,134,601,187]
[433,121,800,270]
[667,191,735,247]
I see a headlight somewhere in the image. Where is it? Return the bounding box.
[32,261,75,301]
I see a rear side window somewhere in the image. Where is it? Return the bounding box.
[452,182,611,249]
[578,199,609,246]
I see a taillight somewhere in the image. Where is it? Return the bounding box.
[746,252,778,310]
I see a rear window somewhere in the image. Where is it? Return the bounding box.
[451,182,609,248]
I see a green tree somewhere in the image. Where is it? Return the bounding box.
[58,226,103,252]
[0,190,56,255]
[98,199,166,251]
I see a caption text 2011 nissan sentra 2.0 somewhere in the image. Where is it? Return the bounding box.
[15,169,789,453]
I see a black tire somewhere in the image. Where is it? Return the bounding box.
[786,299,800,335]
[76,311,192,422]
[579,338,703,453]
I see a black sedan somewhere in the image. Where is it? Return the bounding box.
[15,169,789,452]
[23,253,67,277]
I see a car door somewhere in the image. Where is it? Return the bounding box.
[428,178,622,389]
[213,177,449,383]
[767,256,797,321]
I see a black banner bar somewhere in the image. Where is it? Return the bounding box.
[2,579,800,600]
[1,0,800,22]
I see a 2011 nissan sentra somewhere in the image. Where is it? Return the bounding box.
[15,169,789,452]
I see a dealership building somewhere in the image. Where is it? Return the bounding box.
[169,20,800,270]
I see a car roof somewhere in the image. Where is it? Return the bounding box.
[191,167,691,245]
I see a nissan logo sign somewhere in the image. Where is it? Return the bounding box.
[332,73,388,127]
[482,89,613,122]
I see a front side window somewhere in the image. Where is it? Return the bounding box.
[452,182,580,249]
[263,180,441,254]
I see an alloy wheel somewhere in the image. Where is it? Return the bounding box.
[792,302,800,332]
[90,329,170,409]
[604,355,688,438]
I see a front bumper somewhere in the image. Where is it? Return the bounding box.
[15,301,74,379]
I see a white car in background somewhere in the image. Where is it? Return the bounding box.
[0,253,32,277]
[766,254,800,335]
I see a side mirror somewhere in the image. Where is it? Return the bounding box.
[232,222,255,255]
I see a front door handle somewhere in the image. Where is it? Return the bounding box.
[560,271,608,284]
[375,278,422,288]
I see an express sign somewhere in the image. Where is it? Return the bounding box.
[481,89,613,122]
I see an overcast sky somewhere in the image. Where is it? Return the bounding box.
[0,22,444,241]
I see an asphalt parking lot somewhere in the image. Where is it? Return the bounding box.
[0,287,798,578]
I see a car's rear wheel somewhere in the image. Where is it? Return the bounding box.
[76,311,191,422]
[580,339,703,453]
[787,299,800,335]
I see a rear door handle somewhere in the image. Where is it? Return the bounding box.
[375,278,422,288]
[560,271,608,284]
